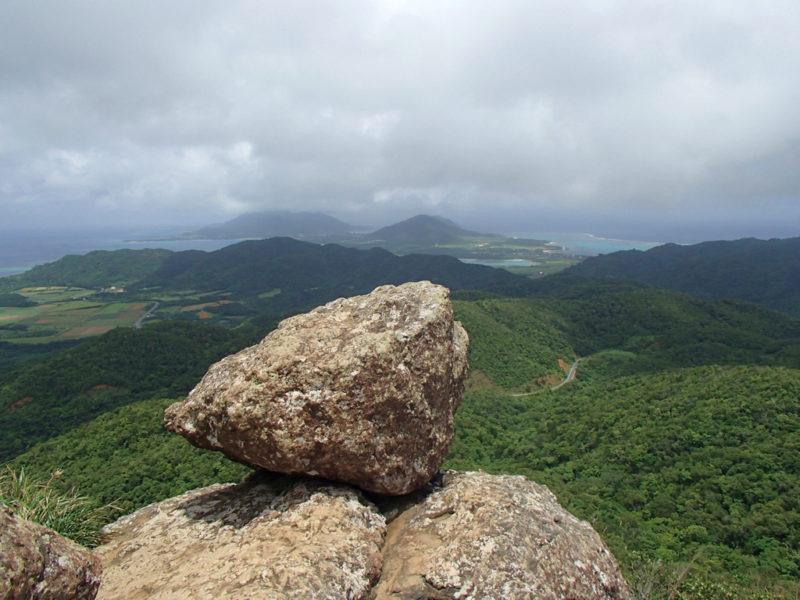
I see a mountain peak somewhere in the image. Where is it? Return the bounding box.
[369,214,478,245]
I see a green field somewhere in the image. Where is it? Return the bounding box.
[0,287,149,343]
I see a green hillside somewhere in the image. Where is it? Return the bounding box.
[9,396,251,515]
[540,279,800,372]
[0,321,256,461]
[567,237,800,316]
[0,248,173,292]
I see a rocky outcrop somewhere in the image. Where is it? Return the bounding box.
[0,506,102,600]
[165,281,469,495]
[93,472,385,600]
[373,471,631,600]
[94,471,630,600]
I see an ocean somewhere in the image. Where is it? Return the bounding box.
[506,232,662,256]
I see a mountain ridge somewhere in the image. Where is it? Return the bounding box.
[566,236,800,316]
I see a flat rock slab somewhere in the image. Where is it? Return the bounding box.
[165,281,468,495]
[0,506,102,600]
[373,471,632,600]
[94,473,385,600]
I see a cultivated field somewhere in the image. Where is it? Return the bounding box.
[0,287,151,343]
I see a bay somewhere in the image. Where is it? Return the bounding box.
[507,232,662,256]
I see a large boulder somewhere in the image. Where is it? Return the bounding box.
[372,471,632,600]
[94,471,632,599]
[165,281,469,495]
[93,472,386,600]
[0,506,102,600]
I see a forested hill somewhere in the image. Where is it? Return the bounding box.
[138,236,522,295]
[0,248,172,292]
[565,236,800,316]
[0,321,255,462]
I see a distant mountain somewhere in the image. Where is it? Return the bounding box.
[184,212,558,262]
[565,236,800,316]
[194,211,357,240]
[366,215,485,246]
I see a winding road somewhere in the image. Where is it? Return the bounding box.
[134,301,159,329]
[550,357,584,391]
[510,356,584,397]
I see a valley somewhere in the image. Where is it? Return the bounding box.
[1,233,799,599]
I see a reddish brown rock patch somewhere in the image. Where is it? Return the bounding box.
[7,396,33,411]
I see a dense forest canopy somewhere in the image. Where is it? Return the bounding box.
[567,236,800,317]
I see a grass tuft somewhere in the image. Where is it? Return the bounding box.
[0,465,117,547]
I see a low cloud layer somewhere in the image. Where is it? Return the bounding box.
[2,1,799,240]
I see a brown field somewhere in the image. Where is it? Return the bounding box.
[61,325,114,338]
[181,299,232,312]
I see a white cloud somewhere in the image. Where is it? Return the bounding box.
[1,0,799,238]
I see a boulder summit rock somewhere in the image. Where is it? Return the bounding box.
[165,281,468,495]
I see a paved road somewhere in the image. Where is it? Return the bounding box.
[134,301,159,329]
[550,357,584,391]
[510,356,584,397]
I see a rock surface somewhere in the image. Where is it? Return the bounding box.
[372,471,632,600]
[93,472,385,600]
[94,471,631,600]
[165,281,469,495]
[0,506,102,600]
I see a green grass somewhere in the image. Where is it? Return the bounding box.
[95,302,128,315]
[0,299,148,343]
[0,465,116,547]
[0,306,39,321]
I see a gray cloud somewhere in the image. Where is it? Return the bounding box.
[2,0,799,240]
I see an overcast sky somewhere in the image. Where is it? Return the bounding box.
[2,1,799,242]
